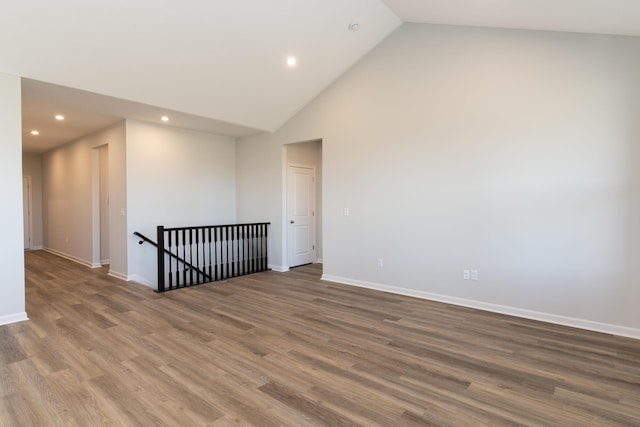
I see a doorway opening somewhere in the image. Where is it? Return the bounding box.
[91,144,110,268]
[23,175,32,250]
[285,140,322,269]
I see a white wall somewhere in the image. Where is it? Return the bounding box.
[42,121,127,276]
[236,136,285,269]
[22,152,44,249]
[106,123,128,278]
[0,73,27,325]
[236,24,640,337]
[126,120,236,286]
[287,140,323,262]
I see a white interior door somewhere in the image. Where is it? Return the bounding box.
[23,176,31,250]
[288,165,315,267]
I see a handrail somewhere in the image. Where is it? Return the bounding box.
[133,231,157,246]
[163,221,271,232]
[133,231,211,282]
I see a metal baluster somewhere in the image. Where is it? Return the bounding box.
[179,229,184,287]
[228,226,232,279]
[265,223,269,271]
[156,226,165,292]
[242,225,247,275]
[207,227,212,282]
[233,225,237,277]
[251,224,256,273]
[213,227,218,281]
[196,227,201,284]
[259,224,262,271]
[167,229,173,288]
[248,224,253,274]
[258,224,264,271]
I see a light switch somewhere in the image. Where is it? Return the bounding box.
[344,208,350,216]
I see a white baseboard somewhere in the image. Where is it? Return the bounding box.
[0,312,29,326]
[101,259,110,265]
[107,270,128,282]
[26,245,43,251]
[321,274,640,340]
[127,275,155,289]
[269,264,289,272]
[314,258,323,264]
[44,247,95,269]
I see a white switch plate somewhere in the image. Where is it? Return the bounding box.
[344,208,350,216]
[377,259,383,268]
[471,270,479,281]
[463,269,470,280]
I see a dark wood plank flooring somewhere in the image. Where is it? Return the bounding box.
[0,250,638,426]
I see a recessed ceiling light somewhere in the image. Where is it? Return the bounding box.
[161,116,169,122]
[286,56,297,67]
[30,130,39,135]
[55,114,64,121]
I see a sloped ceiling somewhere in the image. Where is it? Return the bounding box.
[6,0,401,152]
[6,1,640,152]
[2,1,399,139]
[383,0,640,37]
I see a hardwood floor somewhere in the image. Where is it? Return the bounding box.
[0,250,638,426]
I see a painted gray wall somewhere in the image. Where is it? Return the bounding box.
[42,121,127,276]
[39,119,237,287]
[0,72,27,325]
[236,24,640,336]
[126,120,237,286]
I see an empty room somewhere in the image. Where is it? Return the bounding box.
[1,1,640,425]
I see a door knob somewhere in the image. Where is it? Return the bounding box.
[290,220,295,224]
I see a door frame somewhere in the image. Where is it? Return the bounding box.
[286,162,316,268]
[91,144,110,268]
[23,175,32,250]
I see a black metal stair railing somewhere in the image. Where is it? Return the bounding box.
[135,222,270,292]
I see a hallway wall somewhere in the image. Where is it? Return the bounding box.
[41,121,127,276]
[0,72,27,325]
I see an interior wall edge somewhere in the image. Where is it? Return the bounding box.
[0,312,29,327]
[42,247,94,269]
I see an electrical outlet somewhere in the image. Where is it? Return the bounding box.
[463,269,470,280]
[471,270,479,281]
[377,258,384,268]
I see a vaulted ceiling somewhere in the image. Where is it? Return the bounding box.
[5,0,640,153]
